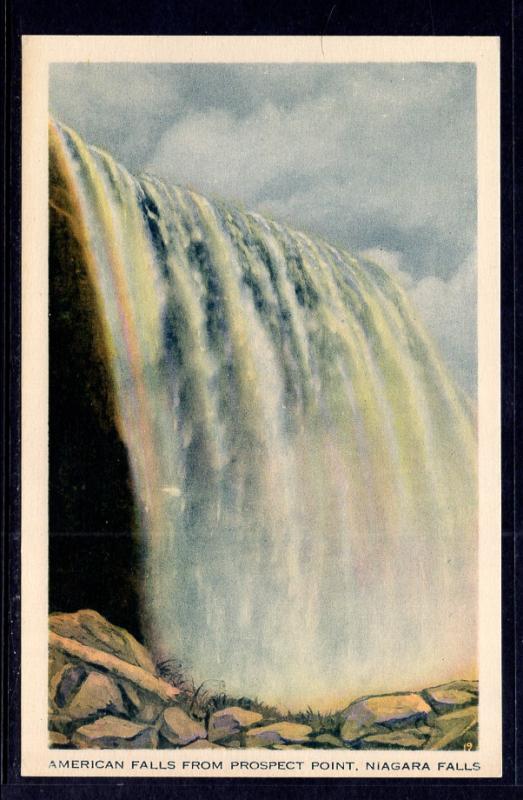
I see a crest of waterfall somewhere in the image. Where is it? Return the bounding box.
[49,119,477,710]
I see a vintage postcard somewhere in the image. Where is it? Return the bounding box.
[21,35,501,778]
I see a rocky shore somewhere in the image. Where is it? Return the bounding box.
[49,610,478,751]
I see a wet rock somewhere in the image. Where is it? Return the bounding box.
[49,731,70,748]
[423,681,477,714]
[118,679,163,724]
[359,729,428,749]
[48,713,75,735]
[313,733,344,748]
[416,724,434,736]
[118,679,142,711]
[341,693,431,744]
[272,744,309,750]
[72,716,158,749]
[208,706,263,742]
[136,701,164,725]
[425,706,478,750]
[245,722,312,746]
[65,671,126,720]
[49,610,155,673]
[432,679,478,695]
[160,707,207,746]
[49,649,69,685]
[182,739,226,749]
[50,663,87,707]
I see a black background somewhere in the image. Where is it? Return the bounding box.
[3,1,520,798]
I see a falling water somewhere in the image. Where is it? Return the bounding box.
[49,120,477,711]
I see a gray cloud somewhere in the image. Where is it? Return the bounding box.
[362,247,477,396]
[50,64,182,170]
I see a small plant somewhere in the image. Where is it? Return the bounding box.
[155,657,192,695]
[205,693,284,722]
[187,680,227,720]
[293,707,345,735]
[156,655,343,732]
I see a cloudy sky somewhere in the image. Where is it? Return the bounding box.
[50,62,477,395]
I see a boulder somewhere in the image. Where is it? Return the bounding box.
[118,679,142,710]
[425,706,478,750]
[49,611,180,705]
[137,702,165,725]
[341,693,431,744]
[65,671,126,720]
[49,610,155,673]
[245,722,312,746]
[182,739,226,749]
[72,715,158,748]
[208,706,263,742]
[49,731,70,748]
[416,724,434,736]
[118,679,164,724]
[160,707,207,746]
[423,681,478,714]
[313,733,344,748]
[50,663,87,708]
[359,729,428,749]
[49,649,69,686]
[272,744,309,750]
[48,712,74,735]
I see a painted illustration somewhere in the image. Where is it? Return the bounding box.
[47,62,478,752]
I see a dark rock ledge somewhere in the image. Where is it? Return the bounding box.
[48,611,478,751]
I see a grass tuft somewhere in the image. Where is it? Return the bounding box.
[155,655,345,733]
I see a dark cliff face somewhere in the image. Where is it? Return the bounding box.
[48,142,142,638]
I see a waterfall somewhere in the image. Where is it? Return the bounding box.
[49,119,477,711]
